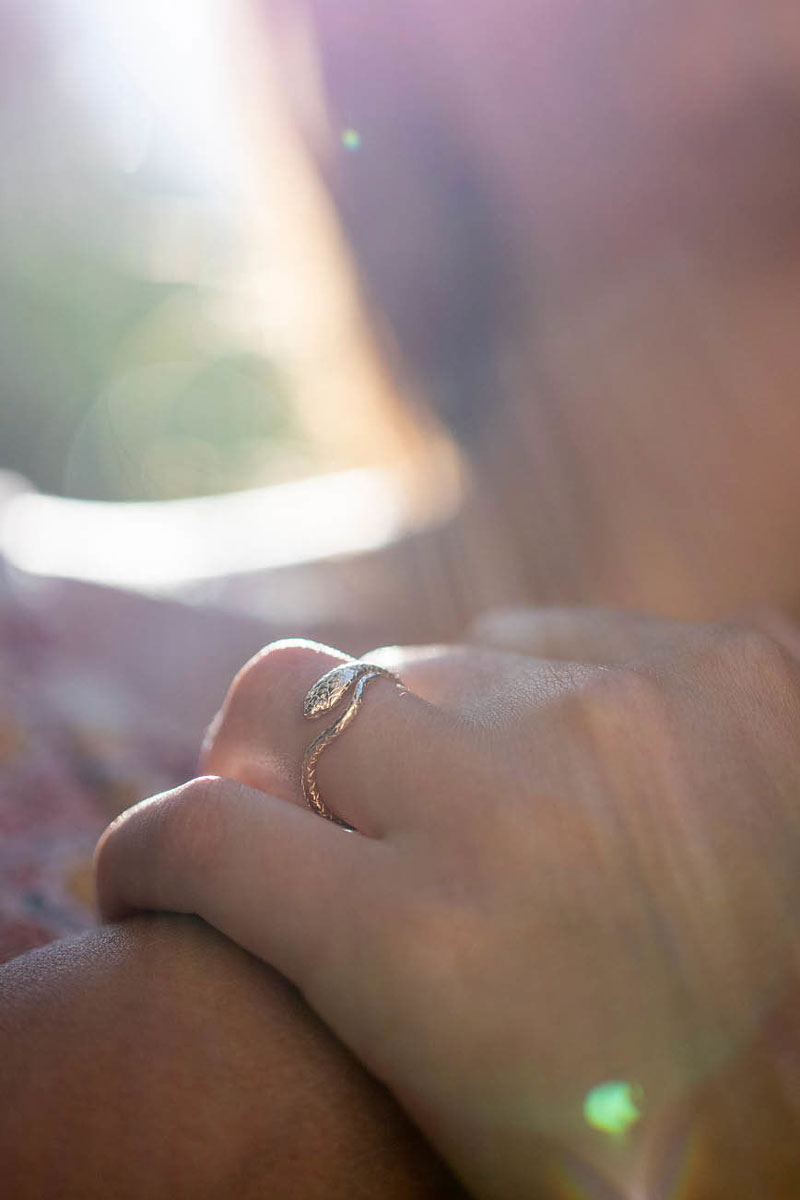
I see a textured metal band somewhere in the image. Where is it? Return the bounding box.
[301,660,401,828]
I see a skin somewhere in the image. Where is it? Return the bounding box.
[96,621,800,1197]
[0,913,464,1200]
[8,2,800,1194]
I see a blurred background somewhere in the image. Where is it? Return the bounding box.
[0,0,413,504]
[8,0,798,621]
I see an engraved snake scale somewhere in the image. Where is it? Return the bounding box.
[301,661,402,827]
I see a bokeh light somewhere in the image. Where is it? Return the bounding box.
[583,1080,643,1138]
[341,127,363,152]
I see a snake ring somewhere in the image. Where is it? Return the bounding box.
[301,660,403,828]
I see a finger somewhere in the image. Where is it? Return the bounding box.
[364,644,600,750]
[361,644,478,708]
[200,640,352,804]
[471,606,691,663]
[201,639,449,833]
[729,604,800,662]
[94,775,385,984]
[363,643,577,715]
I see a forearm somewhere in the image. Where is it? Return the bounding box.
[0,915,463,1200]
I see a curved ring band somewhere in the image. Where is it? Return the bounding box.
[301,660,402,828]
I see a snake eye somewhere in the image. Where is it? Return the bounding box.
[303,662,360,717]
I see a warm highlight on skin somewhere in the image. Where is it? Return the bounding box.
[96,621,800,1197]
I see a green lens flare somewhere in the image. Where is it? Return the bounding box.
[341,128,362,151]
[583,1081,642,1138]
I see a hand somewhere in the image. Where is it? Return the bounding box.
[95,615,800,1198]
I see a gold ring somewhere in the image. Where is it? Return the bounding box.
[301,660,402,828]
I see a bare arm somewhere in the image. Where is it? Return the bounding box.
[0,915,464,1200]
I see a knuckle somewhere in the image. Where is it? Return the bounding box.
[583,663,664,715]
[576,664,672,751]
[213,640,328,752]
[157,777,231,881]
[712,624,797,691]
[233,640,311,703]
[95,778,238,919]
[227,640,336,716]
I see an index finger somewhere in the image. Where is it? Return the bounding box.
[94,775,388,986]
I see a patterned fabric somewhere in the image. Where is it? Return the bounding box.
[0,525,280,962]
[0,557,200,962]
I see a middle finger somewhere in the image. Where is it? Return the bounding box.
[201,639,448,835]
